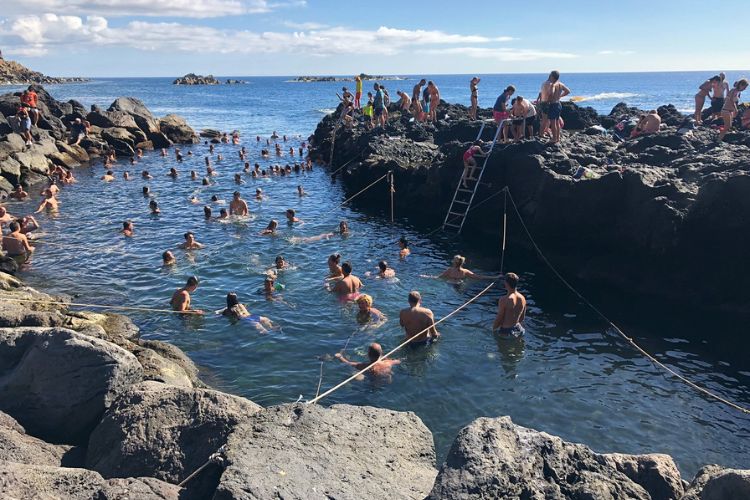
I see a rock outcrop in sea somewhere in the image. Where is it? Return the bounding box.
[0,86,198,202]
[309,100,750,315]
[291,73,404,83]
[173,73,222,85]
[0,58,87,85]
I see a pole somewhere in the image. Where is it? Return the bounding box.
[389,171,395,223]
[500,187,507,274]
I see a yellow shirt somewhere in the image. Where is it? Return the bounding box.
[356,79,363,93]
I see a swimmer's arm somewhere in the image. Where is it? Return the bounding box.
[560,84,571,99]
[519,302,526,323]
[34,201,46,213]
[465,270,501,280]
[493,300,506,330]
[427,311,440,338]
[22,237,34,253]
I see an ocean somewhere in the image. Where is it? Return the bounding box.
[3,72,749,475]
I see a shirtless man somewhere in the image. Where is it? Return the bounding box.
[101,170,115,182]
[440,255,499,280]
[332,262,362,298]
[121,221,134,237]
[510,96,531,142]
[630,110,662,138]
[396,91,411,113]
[399,291,440,344]
[180,231,204,249]
[398,237,410,258]
[229,191,249,216]
[170,276,203,314]
[710,73,730,121]
[9,185,28,200]
[412,79,427,107]
[0,207,13,227]
[162,250,176,266]
[492,272,526,337]
[35,190,58,213]
[18,216,39,235]
[540,71,571,144]
[2,221,34,265]
[378,260,395,278]
[427,81,440,122]
[335,343,400,380]
[285,208,301,224]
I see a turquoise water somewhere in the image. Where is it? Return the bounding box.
[4,74,749,474]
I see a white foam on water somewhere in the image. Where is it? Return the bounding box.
[572,92,640,102]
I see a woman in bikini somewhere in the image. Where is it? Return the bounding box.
[469,77,480,120]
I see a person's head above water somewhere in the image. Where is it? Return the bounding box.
[211,195,219,202]
[8,221,19,233]
[226,292,240,309]
[505,272,519,290]
[123,221,133,230]
[329,253,340,265]
[356,294,373,311]
[233,191,241,199]
[408,290,421,306]
[267,220,278,230]
[162,250,175,264]
[339,221,348,233]
[186,276,199,290]
[142,186,149,195]
[378,260,388,272]
[452,255,466,267]
[399,237,409,249]
[184,231,195,241]
[275,255,285,268]
[367,342,383,362]
[203,206,212,218]
[341,261,352,276]
[202,177,209,185]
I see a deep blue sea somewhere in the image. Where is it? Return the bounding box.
[3,72,748,475]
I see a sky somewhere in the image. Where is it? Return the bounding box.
[0,0,748,77]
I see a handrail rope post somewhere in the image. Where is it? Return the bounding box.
[500,187,507,275]
[389,171,395,224]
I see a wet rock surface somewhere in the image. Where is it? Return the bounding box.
[310,100,750,314]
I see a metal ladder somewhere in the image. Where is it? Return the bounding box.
[442,120,502,233]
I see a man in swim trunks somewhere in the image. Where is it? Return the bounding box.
[332,262,363,299]
[180,231,204,249]
[510,96,531,142]
[335,342,400,380]
[35,189,58,213]
[229,191,249,216]
[492,272,526,337]
[493,86,515,143]
[710,73,730,121]
[440,255,500,280]
[540,70,571,144]
[170,276,203,314]
[373,83,386,128]
[2,221,34,265]
[412,79,427,107]
[399,291,440,344]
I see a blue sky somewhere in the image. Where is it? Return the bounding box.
[1,0,748,77]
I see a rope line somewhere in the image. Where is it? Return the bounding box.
[0,296,198,316]
[500,188,507,275]
[329,148,366,177]
[504,189,750,415]
[324,173,389,218]
[177,446,226,488]
[307,282,495,405]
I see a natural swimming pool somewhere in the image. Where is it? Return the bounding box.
[13,135,749,475]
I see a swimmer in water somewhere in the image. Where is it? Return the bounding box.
[285,209,301,224]
[378,260,395,278]
[260,220,278,235]
[202,177,210,186]
[190,170,198,180]
[142,186,150,196]
[271,255,287,271]
[9,185,28,200]
[142,171,153,180]
[219,208,229,219]
[2,221,34,265]
[35,190,58,213]
[399,291,440,345]
[149,200,160,215]
[162,250,176,266]
[255,188,264,201]
[168,167,178,178]
[327,253,343,279]
[440,255,500,281]
[207,166,216,176]
[121,220,134,237]
[297,185,307,196]
[18,216,39,235]
[136,148,143,159]
[123,172,130,181]
[101,170,115,182]
[355,294,385,324]
[211,195,225,205]
[331,262,362,298]
[204,206,212,219]
[229,191,249,216]
[234,173,244,184]
[220,292,273,331]
[170,276,203,314]
[180,231,204,249]
[492,272,526,337]
[0,207,13,226]
[160,148,167,157]
[334,343,400,381]
[398,237,410,258]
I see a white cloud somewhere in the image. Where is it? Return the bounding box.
[282,21,328,30]
[598,50,634,56]
[0,15,519,58]
[0,0,283,18]
[423,47,578,61]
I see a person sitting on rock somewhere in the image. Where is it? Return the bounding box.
[461,141,487,188]
[630,110,661,138]
[170,276,203,314]
[719,79,749,141]
[335,342,400,381]
[2,221,34,265]
[8,185,28,201]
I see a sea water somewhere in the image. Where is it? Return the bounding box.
[4,72,749,475]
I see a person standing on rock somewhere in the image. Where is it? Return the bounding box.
[399,291,440,345]
[427,81,441,122]
[719,79,749,141]
[16,106,33,147]
[492,272,526,337]
[21,87,39,127]
[694,75,720,124]
[373,83,386,128]
[540,70,570,144]
[170,276,203,314]
[710,73,730,122]
[469,77,480,120]
[510,96,531,142]
[412,79,426,108]
[493,85,514,143]
[2,221,34,265]
[354,75,363,109]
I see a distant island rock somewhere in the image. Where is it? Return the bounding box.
[225,79,246,85]
[172,74,221,85]
[291,73,404,83]
[0,57,87,85]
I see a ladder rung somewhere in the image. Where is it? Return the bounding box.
[453,200,470,205]
[457,188,473,194]
[448,211,466,217]
[444,222,461,228]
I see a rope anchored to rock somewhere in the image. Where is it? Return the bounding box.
[177,445,227,488]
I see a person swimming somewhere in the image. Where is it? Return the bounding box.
[331,261,362,299]
[101,170,115,182]
[219,292,273,331]
[260,220,278,235]
[378,260,395,278]
[398,237,410,258]
[121,221,134,237]
[230,191,249,216]
[334,342,400,381]
[180,231,204,249]
[355,294,385,324]
[285,209,301,224]
[162,250,176,266]
[492,272,526,338]
[399,291,440,345]
[149,200,160,215]
[297,185,307,196]
[327,253,343,279]
[440,255,500,281]
[204,205,212,219]
[170,276,203,314]
[274,255,287,270]
[142,170,153,179]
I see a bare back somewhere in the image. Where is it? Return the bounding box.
[399,306,436,342]
[496,291,526,329]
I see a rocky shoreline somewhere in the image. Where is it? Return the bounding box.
[291,73,404,83]
[0,58,87,85]
[0,274,746,499]
[309,100,750,316]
